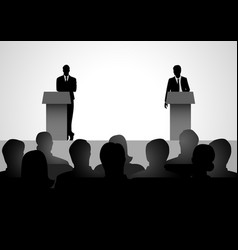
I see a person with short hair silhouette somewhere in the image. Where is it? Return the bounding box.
[55,139,98,190]
[164,65,190,109]
[164,129,199,178]
[167,129,199,164]
[209,139,237,178]
[191,144,215,179]
[1,139,25,178]
[100,142,127,180]
[36,131,72,182]
[132,139,176,178]
[94,134,144,178]
[56,64,77,140]
[0,139,25,190]
[21,150,54,189]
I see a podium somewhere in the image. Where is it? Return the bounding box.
[166,92,195,140]
[42,92,71,140]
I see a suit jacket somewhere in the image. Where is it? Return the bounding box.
[56,75,77,101]
[165,76,190,102]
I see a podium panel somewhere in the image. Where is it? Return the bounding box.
[46,104,68,140]
[170,104,191,140]
[42,92,71,140]
[166,92,195,140]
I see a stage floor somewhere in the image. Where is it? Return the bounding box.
[0,140,237,173]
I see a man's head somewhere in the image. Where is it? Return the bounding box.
[63,65,70,76]
[192,144,215,172]
[21,150,53,187]
[69,139,91,168]
[2,139,25,177]
[173,65,181,78]
[100,142,126,178]
[36,132,53,153]
[209,139,232,167]
[146,139,169,166]
[179,129,199,157]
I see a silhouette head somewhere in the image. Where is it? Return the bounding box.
[173,65,181,78]
[109,134,133,163]
[192,144,215,174]
[63,64,70,76]
[36,131,53,153]
[69,139,91,168]
[179,129,199,157]
[146,139,169,166]
[21,150,53,187]
[2,139,25,177]
[100,142,126,178]
[209,139,232,168]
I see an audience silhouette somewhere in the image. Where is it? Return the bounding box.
[209,139,237,178]
[1,139,25,178]
[55,139,98,190]
[191,144,215,179]
[94,135,144,178]
[36,131,73,181]
[166,129,199,165]
[132,139,176,178]
[21,150,54,189]
[99,142,127,180]
[164,129,199,178]
[0,131,237,194]
[0,139,25,190]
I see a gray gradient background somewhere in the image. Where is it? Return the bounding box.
[0,41,237,141]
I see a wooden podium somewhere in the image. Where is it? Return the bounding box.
[166,92,195,140]
[42,92,71,140]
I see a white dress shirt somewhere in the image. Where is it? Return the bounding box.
[175,76,181,92]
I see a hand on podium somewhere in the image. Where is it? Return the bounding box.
[164,102,168,109]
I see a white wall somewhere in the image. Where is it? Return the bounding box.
[0,41,236,141]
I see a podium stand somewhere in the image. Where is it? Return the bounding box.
[166,92,195,140]
[42,92,71,140]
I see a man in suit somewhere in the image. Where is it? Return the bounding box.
[56,65,77,140]
[164,65,190,108]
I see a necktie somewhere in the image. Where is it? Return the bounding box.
[177,78,180,91]
[65,76,68,82]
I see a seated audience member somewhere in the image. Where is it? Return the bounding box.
[94,134,144,178]
[0,139,25,190]
[21,150,54,189]
[191,144,215,179]
[209,139,237,178]
[166,129,199,165]
[55,139,97,189]
[132,139,176,178]
[99,142,127,180]
[36,131,72,181]
[1,139,25,178]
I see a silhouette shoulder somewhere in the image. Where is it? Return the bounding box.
[57,75,64,81]
[58,170,74,179]
[70,76,76,81]
[53,156,69,165]
[129,163,144,171]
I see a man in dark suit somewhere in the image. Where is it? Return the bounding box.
[164,65,190,108]
[56,65,77,140]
